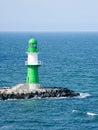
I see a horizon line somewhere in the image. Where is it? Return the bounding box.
[0,30,98,33]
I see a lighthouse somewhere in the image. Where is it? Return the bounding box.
[26,38,41,90]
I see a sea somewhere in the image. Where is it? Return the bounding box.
[0,32,98,130]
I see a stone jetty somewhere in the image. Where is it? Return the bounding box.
[0,86,80,100]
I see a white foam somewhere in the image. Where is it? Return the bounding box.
[72,110,98,116]
[77,92,90,98]
[48,97,67,99]
[87,112,98,116]
[72,110,78,113]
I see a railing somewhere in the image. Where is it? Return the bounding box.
[25,61,42,65]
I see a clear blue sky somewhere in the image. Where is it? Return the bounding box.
[0,0,98,32]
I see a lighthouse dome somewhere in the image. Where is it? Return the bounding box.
[28,38,37,45]
[28,38,38,52]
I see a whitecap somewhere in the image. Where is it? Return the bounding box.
[72,109,78,113]
[72,110,98,116]
[77,92,90,98]
[87,112,98,116]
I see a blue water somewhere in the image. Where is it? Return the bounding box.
[0,32,98,130]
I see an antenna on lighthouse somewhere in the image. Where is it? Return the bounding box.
[25,38,42,90]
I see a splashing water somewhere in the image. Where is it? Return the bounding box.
[77,92,90,98]
[87,112,98,116]
[72,110,98,116]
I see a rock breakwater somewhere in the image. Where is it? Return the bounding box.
[0,87,80,100]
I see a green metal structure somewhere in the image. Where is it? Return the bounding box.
[26,38,41,84]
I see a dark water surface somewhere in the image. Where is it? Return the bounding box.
[0,32,98,130]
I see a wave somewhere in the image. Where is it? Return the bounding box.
[77,92,90,98]
[72,109,98,116]
[87,112,98,116]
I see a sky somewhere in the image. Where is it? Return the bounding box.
[0,0,98,32]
